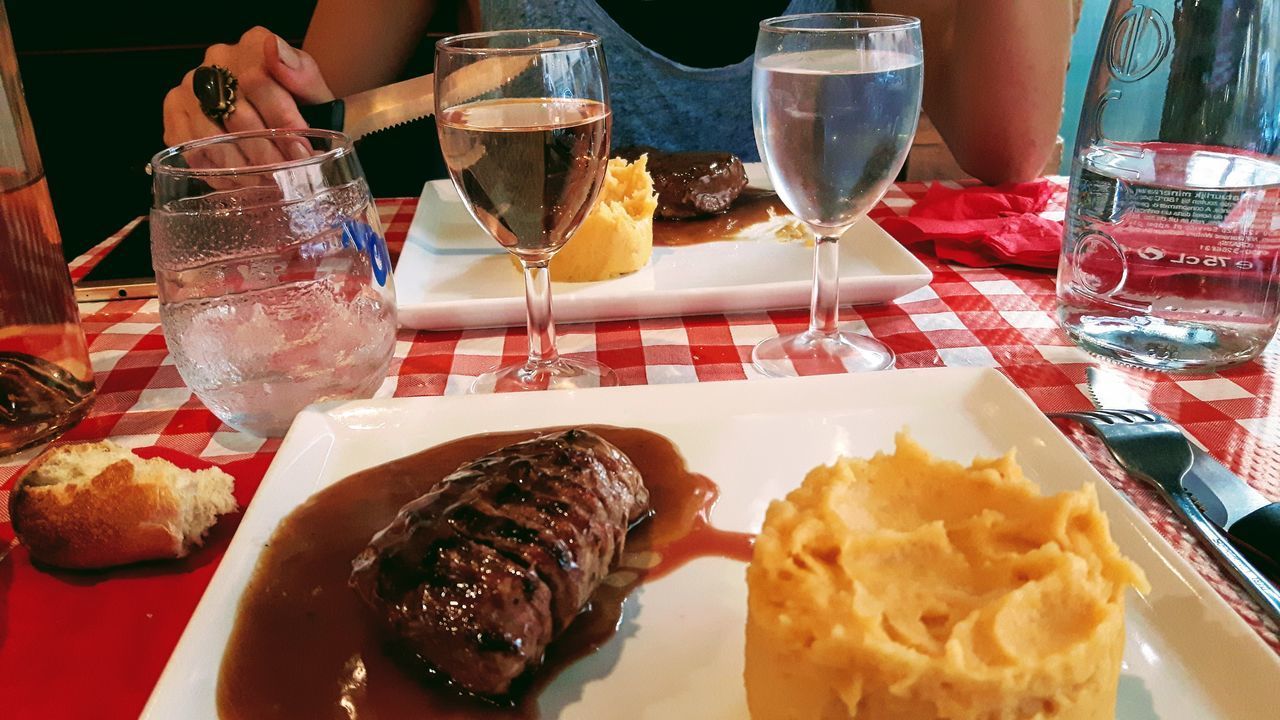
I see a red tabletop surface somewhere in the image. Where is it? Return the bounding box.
[2,181,1278,719]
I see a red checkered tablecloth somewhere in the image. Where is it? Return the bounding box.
[3,180,1278,718]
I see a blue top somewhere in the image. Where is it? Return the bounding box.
[479,0,840,161]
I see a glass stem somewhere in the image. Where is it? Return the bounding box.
[521,259,560,367]
[808,233,841,337]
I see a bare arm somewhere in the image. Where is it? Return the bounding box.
[876,0,1075,184]
[304,0,438,97]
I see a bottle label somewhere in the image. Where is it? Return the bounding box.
[1074,167,1126,222]
[340,218,391,287]
[1073,166,1280,264]
[1075,167,1246,225]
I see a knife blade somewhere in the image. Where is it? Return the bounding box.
[1180,448,1273,526]
[297,47,546,141]
[298,73,436,141]
[1085,366,1280,579]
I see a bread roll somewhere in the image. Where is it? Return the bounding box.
[9,441,237,569]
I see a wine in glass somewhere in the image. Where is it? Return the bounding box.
[752,13,923,376]
[435,30,615,393]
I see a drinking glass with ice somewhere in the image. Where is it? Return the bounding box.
[149,129,397,437]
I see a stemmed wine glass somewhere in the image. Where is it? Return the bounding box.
[435,30,615,393]
[752,14,923,376]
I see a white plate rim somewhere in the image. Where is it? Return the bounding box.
[393,162,933,330]
[142,368,1280,719]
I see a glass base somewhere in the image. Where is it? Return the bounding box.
[0,351,96,457]
[470,357,618,394]
[1059,311,1267,373]
[752,329,895,377]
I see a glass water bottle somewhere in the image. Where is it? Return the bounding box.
[1056,0,1280,372]
[0,1,95,455]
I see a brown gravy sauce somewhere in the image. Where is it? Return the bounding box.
[217,426,754,719]
[652,188,791,247]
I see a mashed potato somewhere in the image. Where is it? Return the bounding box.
[745,434,1148,720]
[546,155,657,282]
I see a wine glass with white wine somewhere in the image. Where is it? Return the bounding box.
[752,13,923,376]
[436,30,614,393]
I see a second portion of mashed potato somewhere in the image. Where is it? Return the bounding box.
[745,434,1149,720]
[547,155,657,282]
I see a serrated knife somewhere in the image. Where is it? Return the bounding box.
[1086,367,1280,581]
[297,46,547,140]
[298,72,438,141]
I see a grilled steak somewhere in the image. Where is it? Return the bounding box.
[616,147,749,219]
[349,429,650,697]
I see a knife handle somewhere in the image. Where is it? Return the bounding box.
[298,99,345,133]
[1167,490,1280,625]
[1230,503,1280,585]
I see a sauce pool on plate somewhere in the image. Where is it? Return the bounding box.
[216,426,753,719]
[651,189,792,247]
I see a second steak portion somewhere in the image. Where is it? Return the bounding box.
[349,429,650,697]
[616,147,749,219]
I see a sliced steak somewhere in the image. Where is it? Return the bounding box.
[349,429,649,697]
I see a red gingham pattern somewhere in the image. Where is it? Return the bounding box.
[3,180,1278,665]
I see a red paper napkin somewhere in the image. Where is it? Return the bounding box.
[0,448,273,720]
[879,180,1064,269]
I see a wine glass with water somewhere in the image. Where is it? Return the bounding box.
[435,30,614,393]
[752,14,922,376]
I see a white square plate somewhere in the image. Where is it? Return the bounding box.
[144,368,1280,719]
[394,163,932,330]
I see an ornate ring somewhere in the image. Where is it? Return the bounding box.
[193,65,238,123]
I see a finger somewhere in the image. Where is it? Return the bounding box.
[221,92,267,134]
[236,73,315,160]
[262,34,334,105]
[164,79,226,146]
[202,42,234,67]
[163,112,195,149]
[186,104,229,145]
[238,68,308,130]
[169,110,253,193]
[222,99,288,166]
[170,86,253,172]
[163,88,198,147]
[277,133,316,162]
[181,108,252,172]
[173,69,233,138]
[165,104,230,165]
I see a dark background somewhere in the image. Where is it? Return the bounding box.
[9,0,464,261]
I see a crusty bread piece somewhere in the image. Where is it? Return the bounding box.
[9,441,238,569]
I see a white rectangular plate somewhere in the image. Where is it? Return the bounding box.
[145,368,1280,719]
[394,163,932,330]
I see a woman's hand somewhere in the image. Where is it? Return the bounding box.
[162,27,335,148]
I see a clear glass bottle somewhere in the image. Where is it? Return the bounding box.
[0,1,94,455]
[1056,0,1280,372]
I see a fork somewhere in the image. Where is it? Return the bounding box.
[1052,409,1280,625]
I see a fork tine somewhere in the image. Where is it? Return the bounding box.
[1079,410,1119,424]
[1053,407,1280,624]
[1092,409,1159,424]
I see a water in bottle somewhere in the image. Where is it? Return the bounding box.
[1058,141,1280,370]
